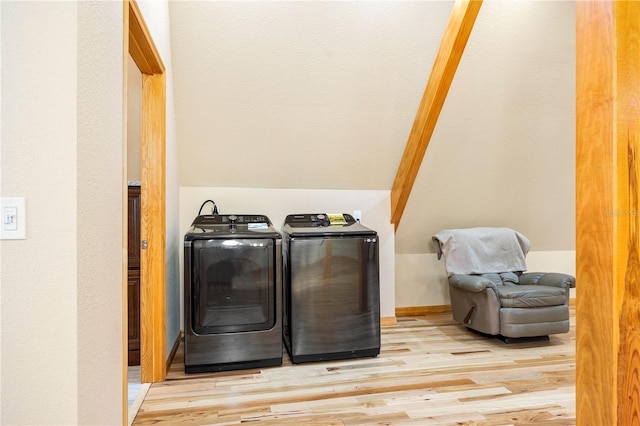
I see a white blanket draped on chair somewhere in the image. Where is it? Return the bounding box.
[432,227,530,276]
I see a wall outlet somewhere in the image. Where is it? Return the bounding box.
[353,210,362,223]
[1,197,26,240]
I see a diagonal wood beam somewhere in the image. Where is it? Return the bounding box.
[390,0,482,229]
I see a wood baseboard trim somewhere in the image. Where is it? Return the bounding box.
[381,316,398,326]
[396,305,452,317]
[396,299,577,317]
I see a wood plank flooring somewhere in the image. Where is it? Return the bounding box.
[132,309,576,425]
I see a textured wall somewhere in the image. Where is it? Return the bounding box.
[394,1,575,307]
[1,2,80,423]
[76,2,124,422]
[1,1,124,424]
[396,0,575,253]
[169,1,452,190]
[128,55,142,182]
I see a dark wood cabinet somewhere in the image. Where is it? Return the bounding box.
[128,269,141,365]
[128,186,141,269]
[128,185,141,366]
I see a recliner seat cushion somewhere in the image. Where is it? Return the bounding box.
[495,285,567,308]
[500,305,570,337]
[500,305,569,324]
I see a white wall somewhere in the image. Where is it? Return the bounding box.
[1,1,180,422]
[77,2,125,422]
[169,1,452,191]
[394,1,575,307]
[1,1,124,424]
[395,0,575,252]
[127,55,142,182]
[1,1,3,414]
[180,186,396,321]
[1,2,80,423]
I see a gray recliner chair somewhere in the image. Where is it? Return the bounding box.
[432,227,575,340]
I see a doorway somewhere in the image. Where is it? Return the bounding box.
[124,0,167,423]
[126,53,147,423]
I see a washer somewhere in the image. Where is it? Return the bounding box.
[183,214,282,373]
[282,213,380,363]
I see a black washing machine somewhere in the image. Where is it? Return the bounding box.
[282,213,380,364]
[183,214,282,373]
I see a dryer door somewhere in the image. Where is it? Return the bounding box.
[191,238,275,334]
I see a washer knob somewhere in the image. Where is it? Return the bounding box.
[228,215,238,223]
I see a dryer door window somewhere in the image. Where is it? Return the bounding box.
[192,238,275,334]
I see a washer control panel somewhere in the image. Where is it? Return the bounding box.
[284,213,356,228]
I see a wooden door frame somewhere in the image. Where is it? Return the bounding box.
[576,2,640,423]
[123,0,167,421]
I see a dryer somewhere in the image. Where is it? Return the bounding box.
[282,213,380,364]
[183,214,282,373]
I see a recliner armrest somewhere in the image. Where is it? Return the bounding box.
[518,272,576,289]
[449,274,498,292]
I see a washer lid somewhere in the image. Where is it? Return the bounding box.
[185,214,281,240]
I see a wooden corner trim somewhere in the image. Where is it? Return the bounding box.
[381,316,398,326]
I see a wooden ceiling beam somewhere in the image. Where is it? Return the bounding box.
[390,0,482,229]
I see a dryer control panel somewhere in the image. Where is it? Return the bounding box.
[193,214,270,225]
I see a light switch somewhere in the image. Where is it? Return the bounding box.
[1,197,26,240]
[4,207,18,230]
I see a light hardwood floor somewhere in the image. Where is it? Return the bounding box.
[132,309,576,425]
